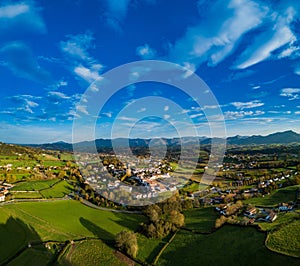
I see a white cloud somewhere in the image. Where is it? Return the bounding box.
[61,32,94,61]
[280,88,300,100]
[203,105,221,110]
[164,105,169,111]
[117,116,136,121]
[61,32,105,84]
[235,6,297,69]
[0,1,45,34]
[68,110,80,118]
[225,110,264,119]
[74,64,103,83]
[268,111,280,114]
[136,44,156,59]
[19,99,39,114]
[190,113,203,119]
[252,85,261,90]
[25,100,38,108]
[48,91,70,99]
[101,112,112,118]
[169,0,265,68]
[230,100,264,109]
[89,83,99,92]
[0,3,29,18]
[163,114,170,119]
[57,80,68,87]
[76,105,89,115]
[278,45,300,59]
[182,62,196,78]
[137,107,146,113]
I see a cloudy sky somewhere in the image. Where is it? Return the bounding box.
[1,0,300,143]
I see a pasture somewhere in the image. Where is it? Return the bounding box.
[244,185,300,207]
[266,219,300,258]
[183,207,218,233]
[40,180,74,198]
[0,200,146,264]
[157,225,299,266]
[58,239,127,266]
[10,179,60,191]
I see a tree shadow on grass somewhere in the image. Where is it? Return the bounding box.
[0,216,50,265]
[79,217,114,242]
[109,212,146,232]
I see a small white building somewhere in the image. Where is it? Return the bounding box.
[0,194,5,202]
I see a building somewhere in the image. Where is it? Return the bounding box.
[0,193,5,202]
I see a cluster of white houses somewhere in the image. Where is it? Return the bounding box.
[0,183,12,202]
[80,158,179,199]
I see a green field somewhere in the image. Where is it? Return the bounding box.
[244,185,300,207]
[183,207,218,233]
[40,180,74,198]
[10,179,60,191]
[257,212,299,231]
[157,226,299,266]
[0,200,146,264]
[58,239,127,266]
[266,219,300,258]
[137,234,169,264]
[43,160,65,167]
[11,191,43,199]
[7,245,53,266]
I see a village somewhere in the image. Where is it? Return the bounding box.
[77,154,179,201]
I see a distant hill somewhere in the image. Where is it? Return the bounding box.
[27,141,72,151]
[0,142,41,156]
[21,130,300,151]
[227,130,300,145]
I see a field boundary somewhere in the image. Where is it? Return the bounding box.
[152,230,178,265]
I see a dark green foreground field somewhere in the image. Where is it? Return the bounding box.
[157,226,299,266]
[1,198,300,265]
[1,181,300,265]
[0,200,145,265]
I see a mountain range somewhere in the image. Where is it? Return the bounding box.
[23,130,300,152]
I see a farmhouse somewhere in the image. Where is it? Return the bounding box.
[244,207,257,217]
[266,211,277,222]
[0,193,5,202]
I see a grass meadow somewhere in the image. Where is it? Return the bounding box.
[157,225,299,266]
[244,185,300,207]
[58,239,127,266]
[0,200,146,264]
[266,219,300,258]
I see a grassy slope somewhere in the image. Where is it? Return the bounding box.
[0,200,146,263]
[157,226,299,266]
[266,219,300,258]
[244,185,300,207]
[183,207,218,232]
[11,191,43,199]
[8,245,53,266]
[58,239,127,266]
[40,180,74,198]
[10,179,60,191]
[137,234,170,264]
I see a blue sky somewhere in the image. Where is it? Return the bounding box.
[1,0,300,143]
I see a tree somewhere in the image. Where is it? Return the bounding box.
[145,204,162,223]
[167,210,184,227]
[115,230,138,258]
[294,175,300,185]
[58,170,67,179]
[215,215,227,228]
